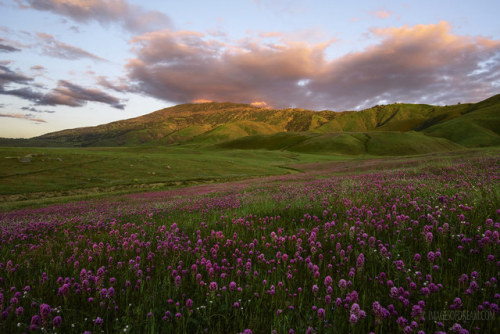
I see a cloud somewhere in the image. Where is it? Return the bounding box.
[193,99,213,103]
[0,64,124,109]
[0,87,44,101]
[39,80,125,109]
[0,112,46,123]
[370,9,392,19]
[21,106,55,113]
[0,65,33,87]
[250,101,271,108]
[36,32,105,61]
[126,22,500,110]
[309,21,500,109]
[127,29,332,107]
[18,0,172,33]
[30,65,45,71]
[0,43,21,52]
[95,75,130,92]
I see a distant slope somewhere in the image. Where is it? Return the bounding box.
[219,131,463,156]
[423,95,500,147]
[1,94,499,156]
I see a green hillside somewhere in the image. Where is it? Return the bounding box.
[219,131,463,156]
[1,94,499,156]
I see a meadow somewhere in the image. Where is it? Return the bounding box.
[0,146,349,211]
[0,149,498,333]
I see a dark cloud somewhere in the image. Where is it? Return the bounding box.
[0,43,21,52]
[36,32,105,61]
[0,112,46,123]
[126,29,329,107]
[30,65,45,71]
[21,106,55,113]
[18,0,172,33]
[0,63,124,109]
[0,65,33,87]
[0,87,44,101]
[95,75,130,93]
[39,80,125,109]
[126,22,500,110]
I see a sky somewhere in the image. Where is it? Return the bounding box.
[0,0,499,138]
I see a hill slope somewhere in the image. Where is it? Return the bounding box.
[1,95,499,155]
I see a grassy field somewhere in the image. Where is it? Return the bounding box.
[0,148,498,333]
[1,145,498,211]
[0,145,361,210]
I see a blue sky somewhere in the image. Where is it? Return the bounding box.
[0,0,499,138]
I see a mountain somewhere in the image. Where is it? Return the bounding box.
[1,95,499,155]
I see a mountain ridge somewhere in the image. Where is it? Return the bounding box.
[1,95,499,154]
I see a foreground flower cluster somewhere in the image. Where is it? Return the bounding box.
[0,155,498,333]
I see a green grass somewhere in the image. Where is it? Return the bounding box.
[0,145,349,210]
[218,131,464,155]
[0,150,497,333]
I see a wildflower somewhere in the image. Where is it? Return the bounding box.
[15,307,23,316]
[31,315,41,329]
[317,308,325,319]
[40,303,51,320]
[356,253,365,269]
[175,275,181,287]
[209,281,218,291]
[324,275,333,287]
[53,316,62,328]
[186,299,193,309]
[425,232,433,243]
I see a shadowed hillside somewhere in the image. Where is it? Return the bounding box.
[1,95,499,155]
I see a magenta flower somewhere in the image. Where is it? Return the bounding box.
[425,232,433,243]
[317,308,325,319]
[186,298,193,309]
[15,306,24,316]
[209,281,218,291]
[40,303,51,320]
[53,315,62,328]
[356,253,365,269]
[31,314,41,328]
[175,275,181,287]
[324,275,333,287]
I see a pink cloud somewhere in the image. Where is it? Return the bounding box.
[17,0,172,33]
[36,32,105,61]
[126,22,500,110]
[0,112,46,123]
[371,9,392,19]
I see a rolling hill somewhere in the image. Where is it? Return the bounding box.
[1,95,499,155]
